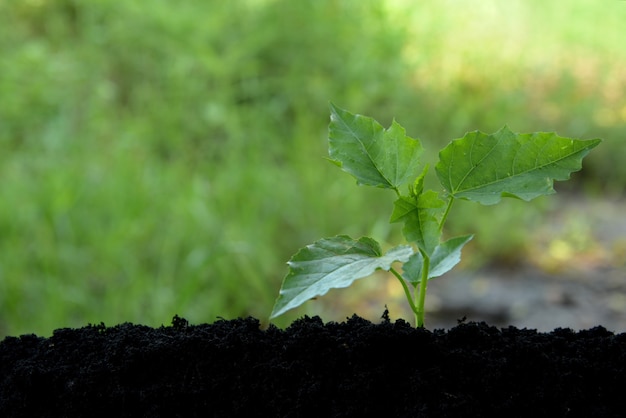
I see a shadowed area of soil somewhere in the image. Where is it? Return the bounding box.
[2,315,625,417]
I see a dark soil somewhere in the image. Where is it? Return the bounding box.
[2,315,625,418]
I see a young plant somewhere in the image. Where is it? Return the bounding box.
[270,104,601,327]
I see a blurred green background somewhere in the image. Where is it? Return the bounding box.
[1,0,625,337]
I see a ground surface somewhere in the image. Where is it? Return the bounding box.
[1,315,625,417]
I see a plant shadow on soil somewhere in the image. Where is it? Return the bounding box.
[2,314,626,417]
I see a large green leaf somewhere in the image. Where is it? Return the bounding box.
[435,126,602,205]
[402,235,473,285]
[270,235,414,318]
[328,103,423,189]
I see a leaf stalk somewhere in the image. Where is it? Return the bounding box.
[390,267,419,323]
[439,196,454,233]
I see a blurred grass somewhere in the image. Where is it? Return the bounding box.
[0,0,625,337]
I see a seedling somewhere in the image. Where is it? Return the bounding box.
[270,104,601,327]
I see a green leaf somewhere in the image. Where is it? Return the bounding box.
[328,103,423,189]
[402,234,473,285]
[435,126,602,205]
[409,164,429,197]
[390,189,445,256]
[270,235,414,318]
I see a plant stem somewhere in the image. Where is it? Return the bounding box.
[390,267,419,323]
[416,254,430,327]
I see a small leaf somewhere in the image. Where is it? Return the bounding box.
[402,235,473,285]
[390,189,445,256]
[435,126,601,205]
[409,164,429,197]
[270,235,414,318]
[328,103,423,189]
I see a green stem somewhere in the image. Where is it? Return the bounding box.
[439,196,455,232]
[416,253,430,327]
[390,267,419,324]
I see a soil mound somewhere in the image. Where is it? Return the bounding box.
[1,315,625,417]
